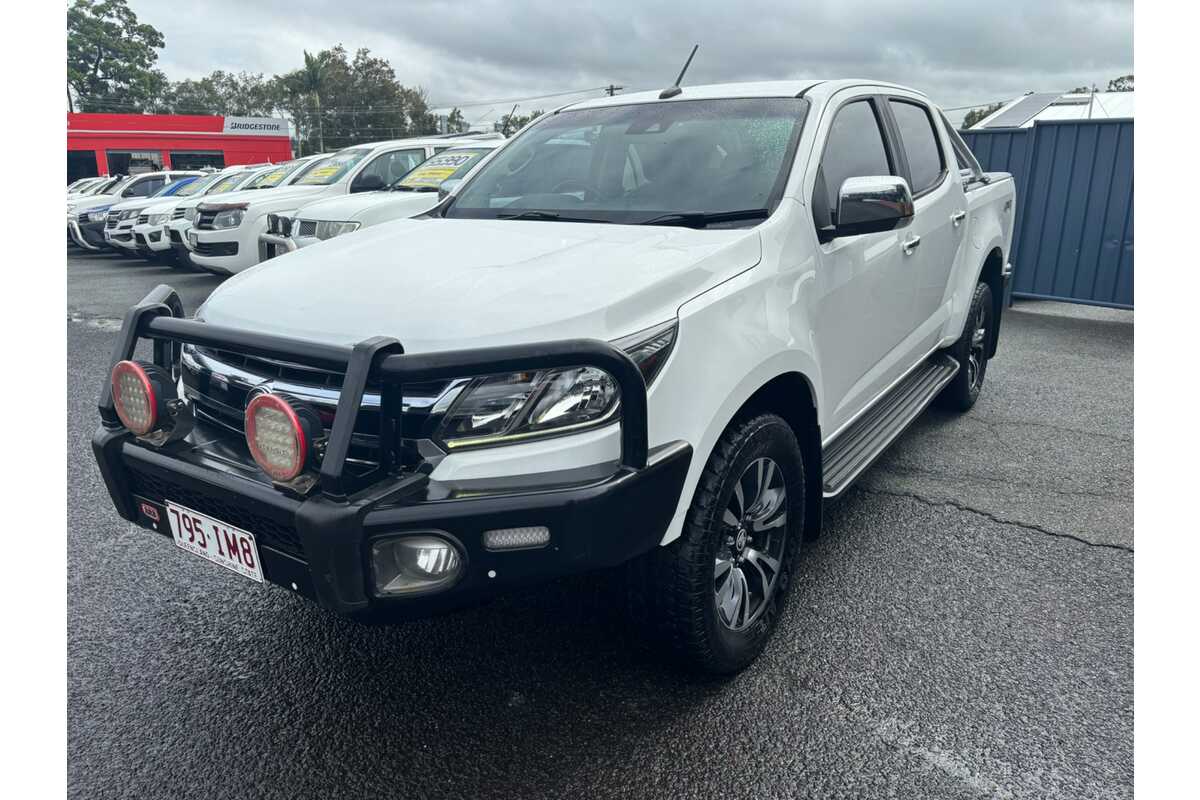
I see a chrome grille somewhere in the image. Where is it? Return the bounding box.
[137,213,149,225]
[171,207,186,220]
[181,346,452,465]
[105,212,119,229]
[196,208,219,229]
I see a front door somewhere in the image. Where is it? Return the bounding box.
[809,95,919,436]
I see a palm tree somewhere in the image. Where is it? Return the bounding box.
[301,50,329,153]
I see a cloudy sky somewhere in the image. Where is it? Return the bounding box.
[136,0,1133,125]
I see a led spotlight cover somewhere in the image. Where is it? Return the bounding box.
[110,360,159,435]
[244,393,319,482]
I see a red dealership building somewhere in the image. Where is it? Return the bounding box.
[67,113,293,182]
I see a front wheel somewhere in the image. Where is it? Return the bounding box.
[938,281,994,412]
[643,413,805,674]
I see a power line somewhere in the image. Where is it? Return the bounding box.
[76,84,615,116]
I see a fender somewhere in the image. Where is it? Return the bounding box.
[654,260,823,546]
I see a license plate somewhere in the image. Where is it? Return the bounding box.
[165,502,264,583]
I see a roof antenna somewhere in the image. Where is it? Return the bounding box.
[659,44,699,99]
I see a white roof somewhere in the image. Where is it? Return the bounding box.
[563,79,927,111]
[972,92,1134,129]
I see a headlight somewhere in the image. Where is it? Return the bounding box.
[183,206,197,222]
[435,320,677,450]
[212,208,246,229]
[88,210,108,222]
[147,213,168,225]
[314,220,361,240]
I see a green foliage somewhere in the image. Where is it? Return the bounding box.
[162,71,282,116]
[962,102,1003,129]
[1107,74,1133,92]
[277,45,438,154]
[446,108,467,133]
[67,0,167,112]
[502,109,545,135]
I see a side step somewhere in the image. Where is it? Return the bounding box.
[821,354,959,498]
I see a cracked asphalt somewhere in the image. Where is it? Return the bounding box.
[68,251,1133,799]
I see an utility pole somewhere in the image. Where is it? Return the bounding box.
[605,84,624,96]
[67,83,74,114]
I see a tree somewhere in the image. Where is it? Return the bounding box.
[502,108,545,135]
[163,71,283,116]
[446,108,467,133]
[962,102,1002,129]
[299,50,330,151]
[1107,74,1133,92]
[278,46,438,152]
[67,0,167,112]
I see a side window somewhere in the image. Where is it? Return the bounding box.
[888,100,945,195]
[937,109,983,181]
[125,177,163,197]
[814,99,893,228]
[357,149,426,186]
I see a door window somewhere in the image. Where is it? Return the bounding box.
[356,148,426,187]
[813,100,893,228]
[888,100,945,195]
[124,177,165,197]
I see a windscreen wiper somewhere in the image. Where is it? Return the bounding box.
[495,209,609,223]
[638,208,771,228]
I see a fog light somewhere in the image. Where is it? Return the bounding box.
[244,393,321,482]
[483,526,550,551]
[111,360,174,436]
[371,534,464,596]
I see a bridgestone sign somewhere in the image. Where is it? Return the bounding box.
[222,117,289,136]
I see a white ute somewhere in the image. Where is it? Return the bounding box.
[190,137,495,273]
[128,160,317,268]
[94,80,1015,674]
[261,139,504,255]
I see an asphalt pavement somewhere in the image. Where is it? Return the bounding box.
[67,249,1133,800]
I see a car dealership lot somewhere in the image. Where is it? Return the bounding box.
[67,250,1132,799]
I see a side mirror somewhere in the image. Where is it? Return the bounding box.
[351,174,386,193]
[827,176,914,241]
[437,178,463,201]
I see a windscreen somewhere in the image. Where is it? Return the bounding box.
[291,149,372,186]
[393,148,493,191]
[242,160,306,190]
[173,173,221,197]
[446,98,807,226]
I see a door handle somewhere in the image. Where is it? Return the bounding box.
[951,210,967,227]
[901,235,921,255]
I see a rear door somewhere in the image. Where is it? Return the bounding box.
[882,97,965,352]
[808,93,920,433]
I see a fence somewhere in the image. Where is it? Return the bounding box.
[961,119,1133,309]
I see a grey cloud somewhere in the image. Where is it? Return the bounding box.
[141,0,1132,120]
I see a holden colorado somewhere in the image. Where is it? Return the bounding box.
[94,80,1014,674]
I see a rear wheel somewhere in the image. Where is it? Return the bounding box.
[938,281,994,412]
[642,413,805,674]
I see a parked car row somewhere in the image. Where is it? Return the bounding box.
[68,132,506,274]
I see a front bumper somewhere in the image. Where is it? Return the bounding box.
[189,227,254,274]
[69,218,106,250]
[133,223,171,252]
[94,427,689,618]
[91,285,684,619]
